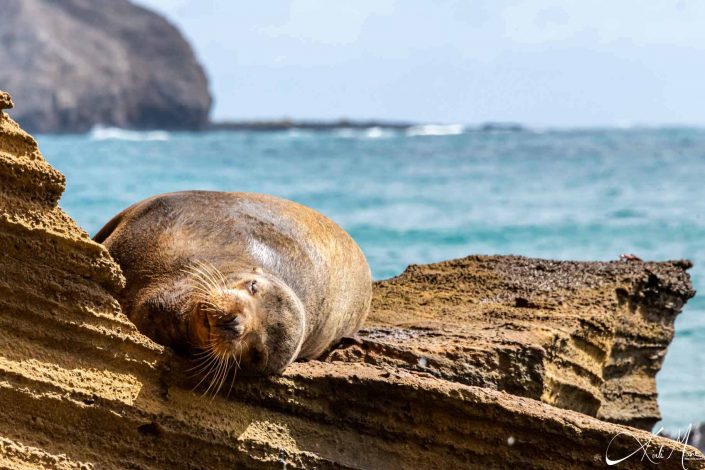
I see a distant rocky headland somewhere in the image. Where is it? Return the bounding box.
[0,0,211,134]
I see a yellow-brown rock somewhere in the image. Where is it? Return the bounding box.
[328,255,694,430]
[0,90,702,469]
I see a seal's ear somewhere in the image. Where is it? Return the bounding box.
[252,266,263,274]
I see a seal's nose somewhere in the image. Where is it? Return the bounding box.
[217,315,245,336]
[213,289,252,337]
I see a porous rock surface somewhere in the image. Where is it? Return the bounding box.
[0,90,702,468]
[328,255,695,430]
[0,0,211,133]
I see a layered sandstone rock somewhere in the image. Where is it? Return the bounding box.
[0,91,702,469]
[0,0,211,133]
[327,255,694,430]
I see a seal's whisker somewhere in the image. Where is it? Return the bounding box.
[195,350,223,394]
[217,355,231,395]
[196,304,220,315]
[201,347,223,395]
[195,300,220,312]
[186,351,216,372]
[209,264,228,292]
[187,360,217,378]
[196,259,226,285]
[187,353,214,366]
[201,368,219,396]
[226,371,237,398]
[182,266,213,290]
[191,272,215,291]
[187,365,213,379]
[212,355,231,398]
[191,344,219,386]
[187,351,219,376]
[188,270,211,285]
[190,289,213,300]
[193,260,226,293]
[222,344,241,398]
[211,263,228,290]
[191,351,213,361]
[189,283,212,295]
[192,360,217,391]
[191,346,215,358]
[195,261,217,283]
[189,288,216,307]
[227,350,239,398]
[191,277,218,298]
[236,342,243,370]
[203,352,227,399]
[184,262,223,297]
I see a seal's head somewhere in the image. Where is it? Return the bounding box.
[184,262,305,389]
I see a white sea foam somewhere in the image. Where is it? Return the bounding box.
[89,126,170,141]
[406,124,465,137]
[364,126,394,139]
[281,128,316,139]
[332,127,396,139]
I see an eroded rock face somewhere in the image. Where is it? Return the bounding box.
[0,90,702,469]
[0,0,211,133]
[326,255,695,430]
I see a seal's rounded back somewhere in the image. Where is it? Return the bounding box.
[95,191,372,367]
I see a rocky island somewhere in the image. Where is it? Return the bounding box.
[0,89,703,468]
[0,0,211,133]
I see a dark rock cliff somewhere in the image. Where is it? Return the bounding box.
[0,0,211,133]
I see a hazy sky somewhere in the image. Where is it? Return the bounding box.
[135,0,705,127]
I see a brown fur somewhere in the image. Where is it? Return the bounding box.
[94,191,372,380]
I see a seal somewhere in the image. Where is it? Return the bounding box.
[94,191,372,391]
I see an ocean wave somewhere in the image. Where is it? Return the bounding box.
[89,126,170,141]
[364,126,395,139]
[406,124,465,137]
[281,129,316,139]
[332,128,357,138]
[332,127,396,139]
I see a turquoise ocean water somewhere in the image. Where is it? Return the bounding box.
[37,125,705,433]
